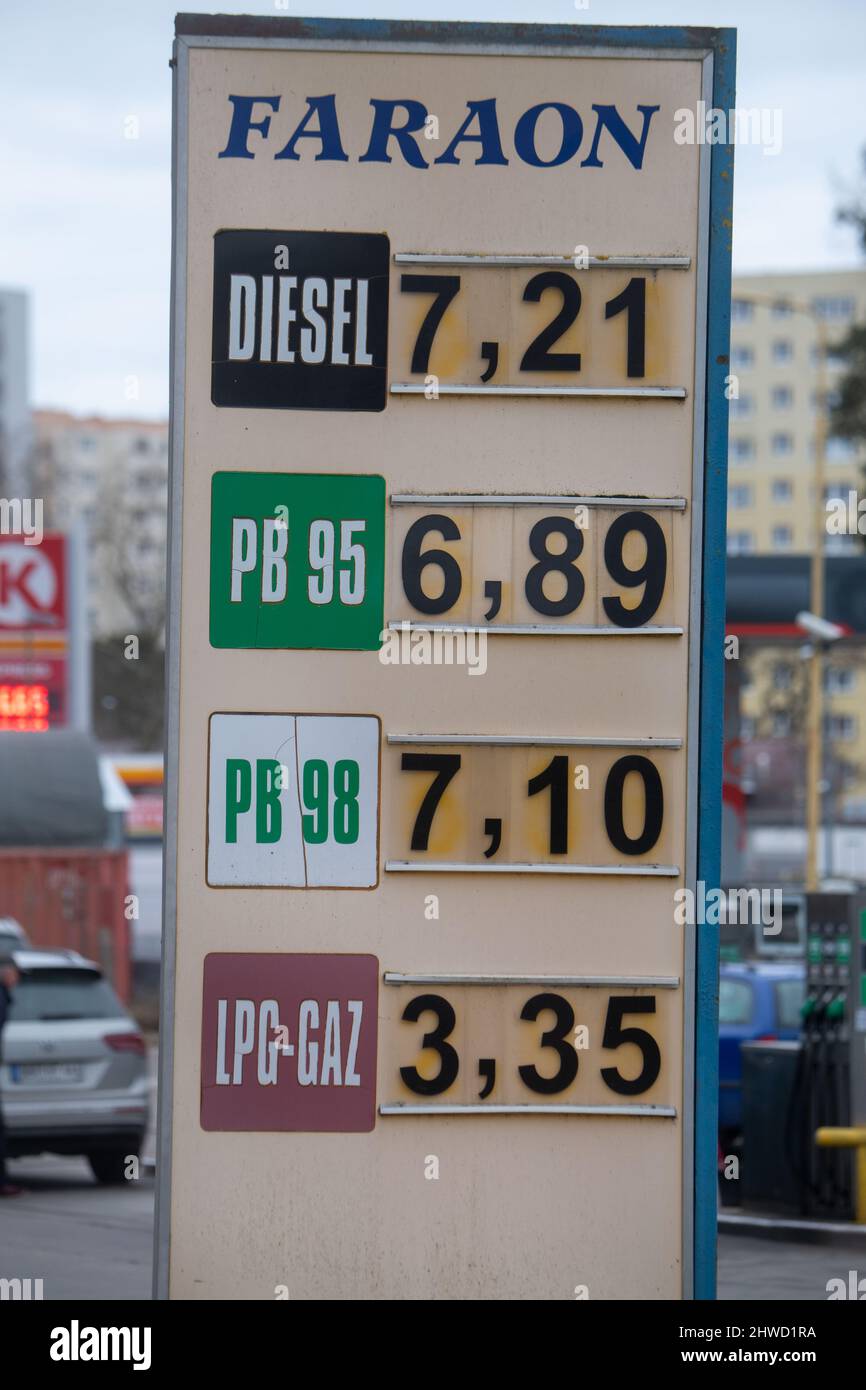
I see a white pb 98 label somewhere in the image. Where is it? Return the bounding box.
[207,713,380,888]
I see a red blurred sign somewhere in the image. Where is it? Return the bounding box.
[201,953,378,1133]
[0,535,69,728]
[0,535,67,631]
[125,793,164,840]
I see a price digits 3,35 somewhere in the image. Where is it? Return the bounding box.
[399,992,661,1097]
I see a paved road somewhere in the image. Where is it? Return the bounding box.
[0,1045,159,1300]
[0,1155,154,1300]
[717,1233,866,1302]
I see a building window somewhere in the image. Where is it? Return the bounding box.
[772,712,791,738]
[741,716,757,739]
[773,663,793,690]
[825,534,858,556]
[728,484,752,509]
[731,345,754,369]
[730,394,754,419]
[824,713,857,741]
[825,667,856,694]
[729,437,754,462]
[772,385,793,409]
[772,433,794,456]
[811,296,855,322]
[824,482,851,502]
[731,299,754,323]
[826,437,856,462]
[727,531,754,555]
[772,340,794,364]
[771,300,794,319]
[772,525,793,550]
[772,478,793,502]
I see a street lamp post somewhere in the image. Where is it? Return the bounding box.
[807,315,829,889]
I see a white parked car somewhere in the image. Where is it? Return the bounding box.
[2,949,149,1183]
[0,918,29,952]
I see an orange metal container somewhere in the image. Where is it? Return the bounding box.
[0,847,131,1002]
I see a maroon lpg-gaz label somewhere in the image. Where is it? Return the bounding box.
[201,953,378,1132]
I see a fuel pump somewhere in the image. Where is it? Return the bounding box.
[790,894,855,1217]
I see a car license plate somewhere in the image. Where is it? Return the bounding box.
[10,1063,83,1085]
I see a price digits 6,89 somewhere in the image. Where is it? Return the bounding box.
[401,509,667,628]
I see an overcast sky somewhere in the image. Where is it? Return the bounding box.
[2,0,864,418]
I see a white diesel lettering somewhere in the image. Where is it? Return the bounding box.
[227,273,373,365]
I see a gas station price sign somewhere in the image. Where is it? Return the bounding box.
[159,16,734,1302]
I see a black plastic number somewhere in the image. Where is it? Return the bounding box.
[524,517,585,617]
[400,994,459,1096]
[527,755,569,854]
[602,511,667,628]
[402,514,462,615]
[520,272,581,372]
[604,277,646,378]
[600,996,661,1095]
[518,993,578,1095]
[401,753,461,852]
[604,755,664,856]
[400,275,461,374]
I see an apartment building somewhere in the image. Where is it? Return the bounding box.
[0,288,31,497]
[31,410,168,639]
[729,269,866,829]
[727,268,866,557]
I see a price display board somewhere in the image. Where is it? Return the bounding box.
[158,16,735,1302]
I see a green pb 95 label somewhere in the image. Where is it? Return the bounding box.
[210,472,385,649]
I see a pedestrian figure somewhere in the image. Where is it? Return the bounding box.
[0,955,23,1197]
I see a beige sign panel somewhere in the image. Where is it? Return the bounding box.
[158,16,723,1301]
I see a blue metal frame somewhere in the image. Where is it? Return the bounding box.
[695,28,737,1302]
[174,13,737,1301]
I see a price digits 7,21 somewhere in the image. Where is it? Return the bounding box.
[400,271,647,379]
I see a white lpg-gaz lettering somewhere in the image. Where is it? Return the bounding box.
[214,997,364,1086]
[215,997,281,1085]
[298,998,364,1087]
